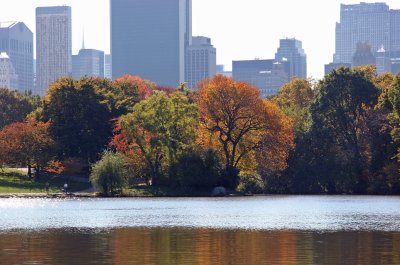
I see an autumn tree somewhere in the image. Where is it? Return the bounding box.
[0,88,38,129]
[0,121,54,178]
[197,75,295,188]
[115,91,198,184]
[273,78,314,133]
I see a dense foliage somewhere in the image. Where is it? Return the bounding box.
[1,69,400,195]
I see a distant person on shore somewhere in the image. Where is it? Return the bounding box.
[45,182,50,194]
[63,183,68,194]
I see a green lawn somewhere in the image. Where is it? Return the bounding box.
[0,168,91,194]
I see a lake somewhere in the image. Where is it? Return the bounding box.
[1,196,399,264]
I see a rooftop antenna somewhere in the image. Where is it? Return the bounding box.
[82,27,85,50]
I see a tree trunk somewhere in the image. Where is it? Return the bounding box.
[28,164,32,179]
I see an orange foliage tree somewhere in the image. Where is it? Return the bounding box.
[197,75,295,182]
[0,121,55,178]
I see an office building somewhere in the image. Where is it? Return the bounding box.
[324,62,352,75]
[105,54,112,79]
[0,52,18,89]
[185,36,216,88]
[72,48,104,79]
[0,22,33,92]
[233,59,290,98]
[376,45,391,74]
[275,38,307,79]
[334,2,400,65]
[111,0,192,86]
[36,6,72,96]
[390,10,400,53]
[352,42,376,67]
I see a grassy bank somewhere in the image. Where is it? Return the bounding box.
[124,185,240,197]
[0,168,90,194]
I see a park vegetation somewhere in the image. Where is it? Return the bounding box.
[0,65,400,196]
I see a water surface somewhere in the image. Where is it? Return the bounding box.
[1,196,399,264]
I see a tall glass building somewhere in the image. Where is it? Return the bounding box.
[0,22,33,92]
[36,6,72,96]
[72,49,105,79]
[334,2,400,65]
[275,38,307,79]
[111,0,192,86]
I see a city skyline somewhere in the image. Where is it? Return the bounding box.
[1,0,400,80]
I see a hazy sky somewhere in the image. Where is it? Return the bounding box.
[1,0,399,79]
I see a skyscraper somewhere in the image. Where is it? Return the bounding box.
[232,59,290,98]
[275,38,307,79]
[0,52,18,89]
[0,22,33,92]
[72,49,105,79]
[185,36,216,89]
[36,6,72,96]
[334,2,400,65]
[104,54,112,79]
[111,0,192,87]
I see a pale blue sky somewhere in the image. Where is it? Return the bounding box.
[1,0,399,79]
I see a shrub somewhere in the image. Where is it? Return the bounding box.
[237,173,266,194]
[90,151,128,196]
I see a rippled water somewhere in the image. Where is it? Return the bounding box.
[1,196,399,231]
[1,196,400,264]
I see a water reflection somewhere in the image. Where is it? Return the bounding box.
[1,229,399,265]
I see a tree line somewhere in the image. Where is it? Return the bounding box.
[0,66,399,195]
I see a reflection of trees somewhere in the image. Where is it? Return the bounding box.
[0,230,399,264]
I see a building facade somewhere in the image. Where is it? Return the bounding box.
[324,62,352,75]
[352,42,376,67]
[72,49,104,79]
[105,54,112,79]
[232,59,290,98]
[111,0,192,86]
[0,52,18,89]
[36,6,72,96]
[185,36,216,88]
[334,3,400,65]
[275,38,307,79]
[0,22,33,93]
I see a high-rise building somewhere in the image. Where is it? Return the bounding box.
[352,42,376,67]
[36,6,72,96]
[390,10,400,53]
[232,59,290,98]
[105,54,112,79]
[72,49,104,79]
[0,22,33,92]
[111,0,192,86]
[334,2,400,65]
[376,45,391,75]
[324,62,351,75]
[185,36,216,88]
[0,52,19,89]
[275,38,307,79]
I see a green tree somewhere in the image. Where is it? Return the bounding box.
[169,148,222,189]
[0,88,37,129]
[309,67,379,193]
[118,91,198,184]
[90,151,128,196]
[40,77,113,162]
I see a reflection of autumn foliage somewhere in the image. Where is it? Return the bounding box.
[197,75,295,174]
